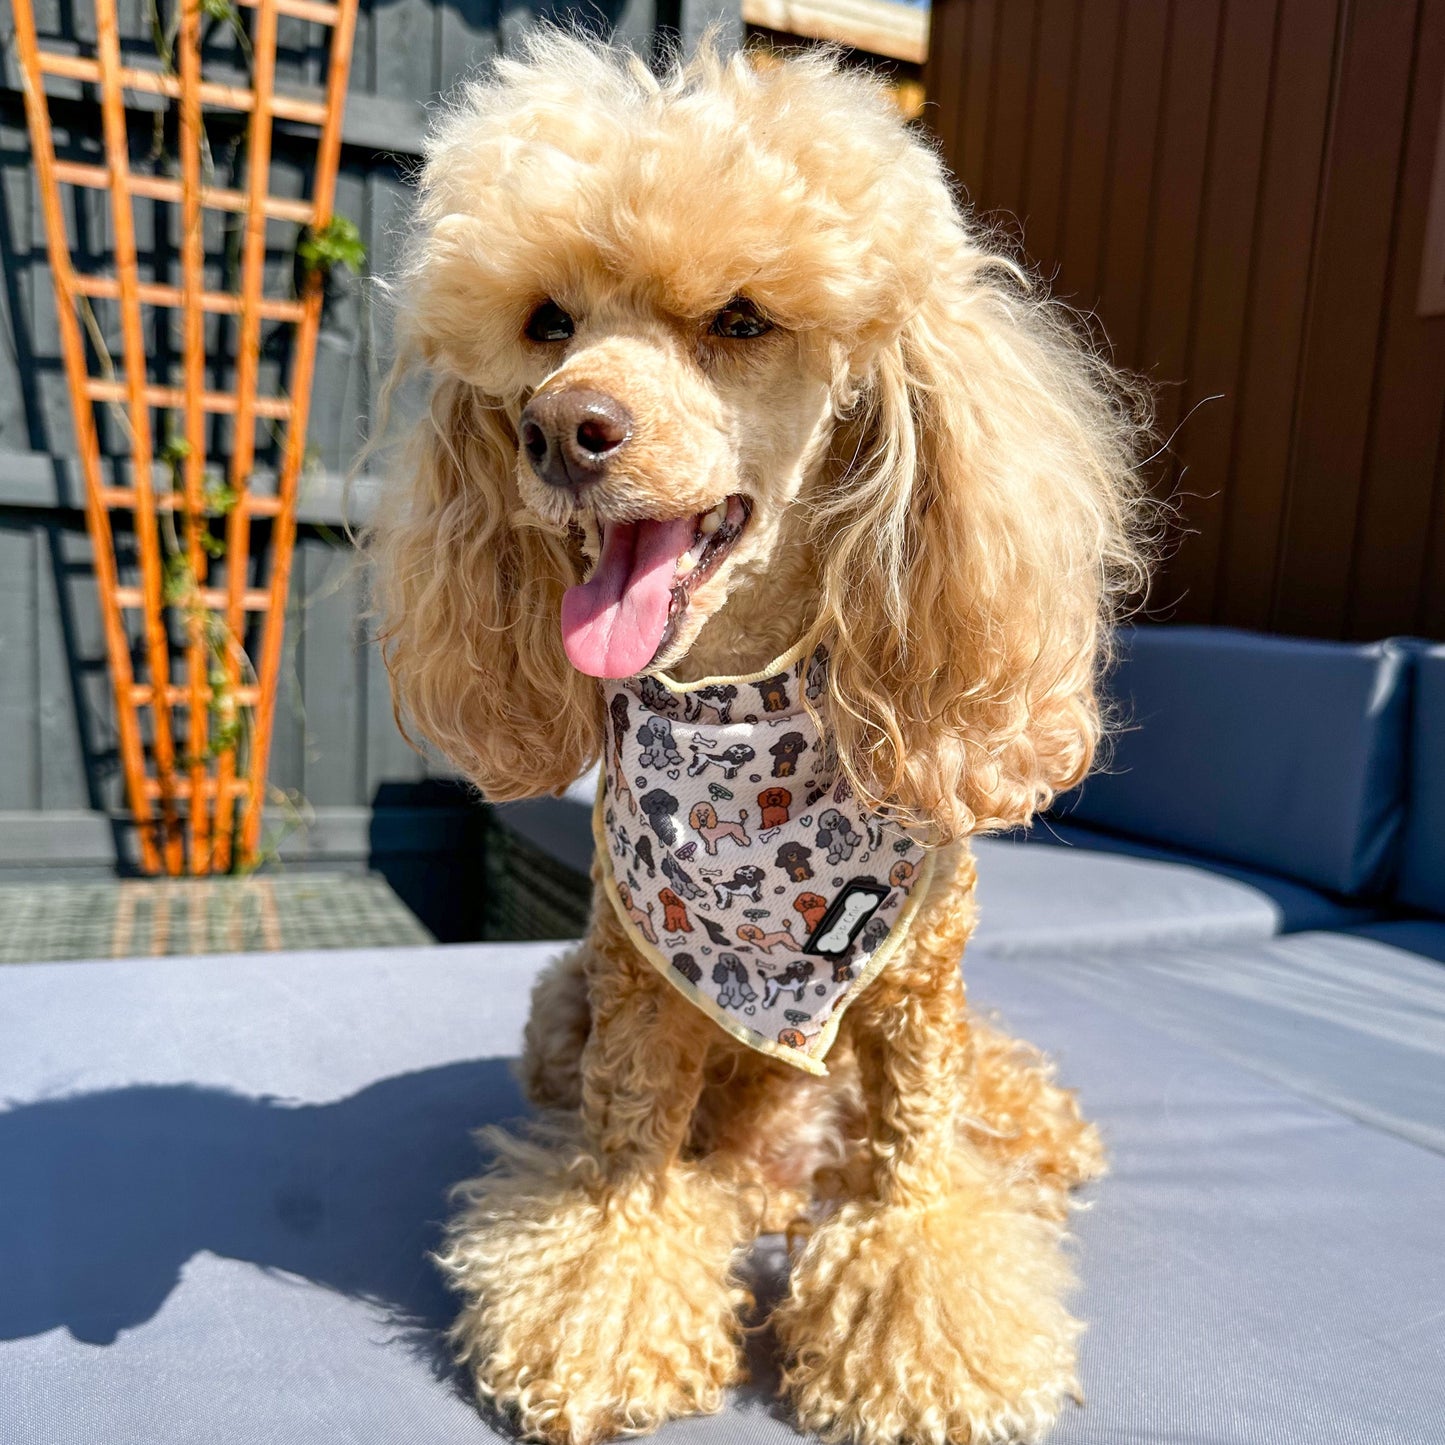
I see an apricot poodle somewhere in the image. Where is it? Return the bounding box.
[372,32,1150,1445]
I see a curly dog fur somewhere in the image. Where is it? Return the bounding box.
[372,32,1150,1445]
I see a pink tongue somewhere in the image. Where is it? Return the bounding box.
[561,515,697,678]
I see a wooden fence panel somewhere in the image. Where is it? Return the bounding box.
[0,0,734,871]
[927,0,1445,639]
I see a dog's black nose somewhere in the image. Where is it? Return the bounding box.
[520,388,632,489]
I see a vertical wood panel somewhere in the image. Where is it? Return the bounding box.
[1274,0,1420,635]
[956,0,999,197]
[1166,0,1278,622]
[1215,0,1341,630]
[1095,0,1169,363]
[0,526,39,809]
[985,0,1039,221]
[926,0,971,180]
[1019,0,1080,269]
[1056,0,1123,305]
[929,0,1445,639]
[1136,0,1220,443]
[35,521,94,808]
[1347,0,1445,638]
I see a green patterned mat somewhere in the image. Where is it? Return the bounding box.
[0,872,433,964]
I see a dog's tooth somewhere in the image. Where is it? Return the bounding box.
[700,507,723,536]
[675,552,697,578]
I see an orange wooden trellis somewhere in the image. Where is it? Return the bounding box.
[12,0,359,874]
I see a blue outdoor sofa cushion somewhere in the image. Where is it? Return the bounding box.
[1017,820,1385,934]
[1055,627,1414,899]
[1398,643,1444,916]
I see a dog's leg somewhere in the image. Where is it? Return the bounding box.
[518,946,591,1110]
[774,892,1083,1445]
[962,1015,1106,1213]
[441,923,750,1445]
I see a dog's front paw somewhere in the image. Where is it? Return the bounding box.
[438,1128,748,1444]
[774,1187,1081,1444]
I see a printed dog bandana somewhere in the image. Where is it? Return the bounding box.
[594,640,934,1075]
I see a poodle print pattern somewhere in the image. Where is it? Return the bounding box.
[598,644,932,1074]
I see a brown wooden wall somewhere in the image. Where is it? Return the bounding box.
[925,0,1445,641]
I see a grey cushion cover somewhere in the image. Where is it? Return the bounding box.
[1059,627,1413,897]
[4,942,1444,1443]
[1345,918,1445,966]
[1399,643,1445,915]
[969,834,1282,953]
[969,930,1445,1155]
[1015,819,1384,933]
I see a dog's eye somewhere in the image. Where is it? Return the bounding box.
[710,297,773,339]
[525,300,575,343]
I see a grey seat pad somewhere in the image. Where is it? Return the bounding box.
[970,835,1282,954]
[2,942,1441,1443]
[970,928,1445,1155]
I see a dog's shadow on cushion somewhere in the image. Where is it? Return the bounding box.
[0,1061,512,1370]
[0,1059,790,1421]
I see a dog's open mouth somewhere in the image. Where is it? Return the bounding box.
[560,494,751,678]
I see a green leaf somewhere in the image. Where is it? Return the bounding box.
[298,214,367,276]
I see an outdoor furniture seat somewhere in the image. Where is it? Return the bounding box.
[4,939,1443,1443]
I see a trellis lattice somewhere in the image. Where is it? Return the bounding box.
[12,0,359,873]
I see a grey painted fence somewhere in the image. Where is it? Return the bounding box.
[0,0,740,895]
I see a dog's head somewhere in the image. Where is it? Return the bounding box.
[375,36,1151,836]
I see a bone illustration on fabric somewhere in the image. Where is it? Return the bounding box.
[598,642,932,1071]
[813,902,871,954]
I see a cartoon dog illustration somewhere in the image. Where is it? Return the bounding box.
[831,957,855,984]
[633,834,656,878]
[672,952,701,984]
[777,1026,807,1050]
[639,675,676,715]
[711,865,766,909]
[686,737,755,779]
[661,852,705,900]
[793,891,828,932]
[761,959,815,1008]
[757,786,792,829]
[858,915,889,954]
[659,888,692,933]
[754,673,790,713]
[608,693,635,814]
[889,858,918,893]
[683,684,738,724]
[636,715,683,769]
[769,731,807,777]
[639,788,680,846]
[736,922,802,954]
[775,839,814,882]
[815,807,862,865]
[689,801,751,854]
[712,954,756,1008]
[616,881,656,944]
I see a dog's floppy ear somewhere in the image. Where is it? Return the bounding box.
[371,374,601,800]
[814,204,1152,842]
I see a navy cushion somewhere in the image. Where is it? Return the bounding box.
[1398,644,1445,916]
[1345,919,1445,967]
[1055,627,1413,898]
[1025,821,1385,934]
